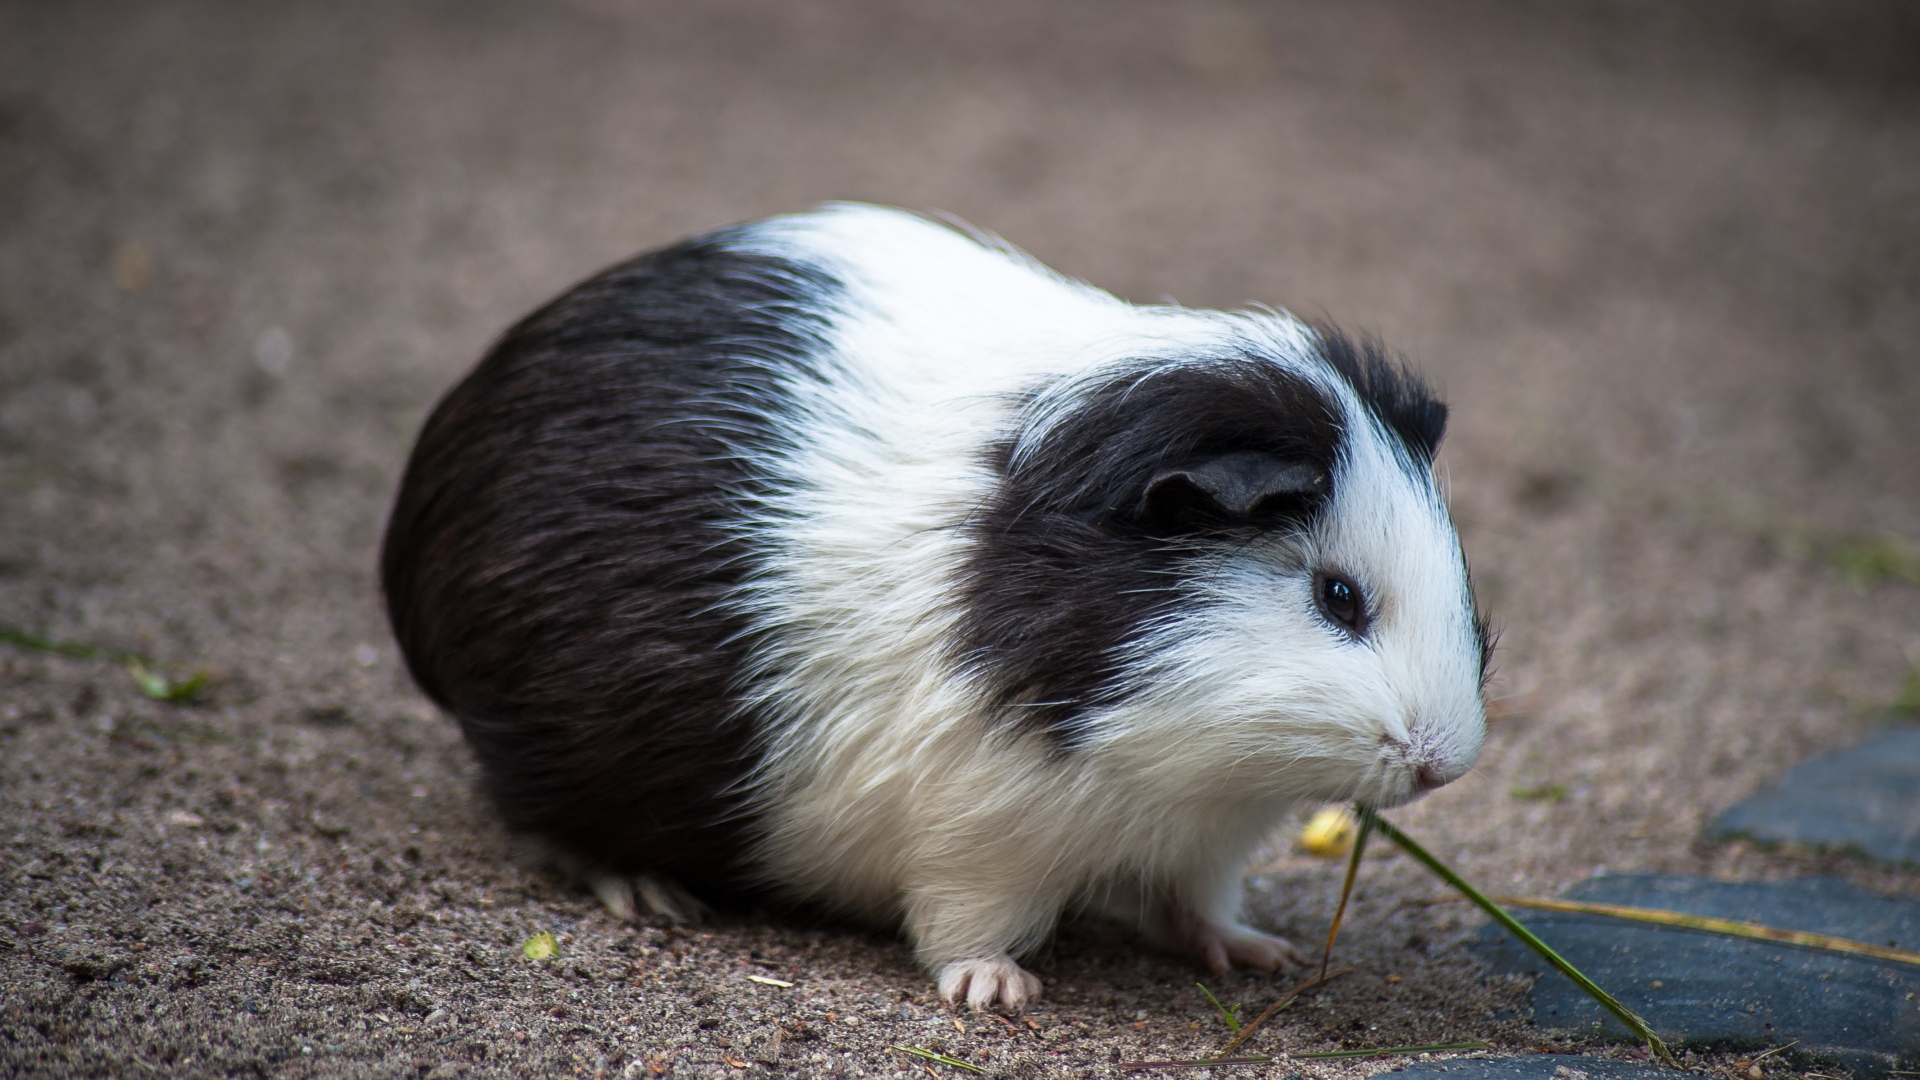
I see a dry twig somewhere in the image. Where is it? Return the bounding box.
[1214,967,1347,1056]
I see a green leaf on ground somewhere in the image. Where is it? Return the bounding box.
[1890,668,1920,718]
[1510,783,1569,802]
[1826,532,1920,588]
[128,661,207,702]
[522,931,557,960]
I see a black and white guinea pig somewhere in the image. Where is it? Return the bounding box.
[381,203,1489,1011]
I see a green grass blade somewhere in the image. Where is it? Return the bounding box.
[1293,1041,1489,1059]
[1120,1056,1274,1071]
[0,624,118,661]
[1321,807,1372,980]
[1,623,203,704]
[1360,808,1676,1067]
[1193,982,1239,1032]
[1123,1041,1489,1070]
[1215,967,1346,1056]
[892,1046,987,1075]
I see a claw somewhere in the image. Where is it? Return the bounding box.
[588,872,710,926]
[1161,901,1307,974]
[634,874,711,925]
[936,955,1042,1013]
[590,874,638,922]
[1197,922,1307,973]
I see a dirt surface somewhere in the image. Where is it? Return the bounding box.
[3,2,1919,1077]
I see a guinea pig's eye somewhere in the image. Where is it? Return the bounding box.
[1315,571,1367,636]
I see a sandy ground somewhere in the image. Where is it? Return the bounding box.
[3,2,1919,1077]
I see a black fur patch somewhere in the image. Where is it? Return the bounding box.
[1315,326,1492,681]
[956,358,1345,741]
[380,229,833,900]
[1469,567,1499,689]
[1313,326,1448,465]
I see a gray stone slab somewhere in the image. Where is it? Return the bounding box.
[1472,874,1920,1077]
[1708,725,1920,867]
[1384,1058,1671,1080]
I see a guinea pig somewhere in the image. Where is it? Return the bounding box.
[381,203,1489,1011]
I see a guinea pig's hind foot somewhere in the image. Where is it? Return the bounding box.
[1185,921,1309,975]
[936,955,1043,1013]
[589,872,710,926]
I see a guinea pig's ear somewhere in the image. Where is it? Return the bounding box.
[1137,451,1329,531]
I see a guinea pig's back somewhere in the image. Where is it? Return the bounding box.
[380,228,838,897]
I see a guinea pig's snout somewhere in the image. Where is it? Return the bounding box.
[1378,733,1468,800]
[1411,748,1472,791]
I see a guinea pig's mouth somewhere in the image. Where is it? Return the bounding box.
[1359,736,1462,810]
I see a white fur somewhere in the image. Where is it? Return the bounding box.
[724,205,1484,1008]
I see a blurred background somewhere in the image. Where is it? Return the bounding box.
[2,1,1918,1074]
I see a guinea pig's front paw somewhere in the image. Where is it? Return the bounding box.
[936,955,1043,1013]
[589,872,710,926]
[1186,921,1310,975]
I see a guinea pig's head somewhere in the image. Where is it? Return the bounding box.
[958,321,1489,811]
